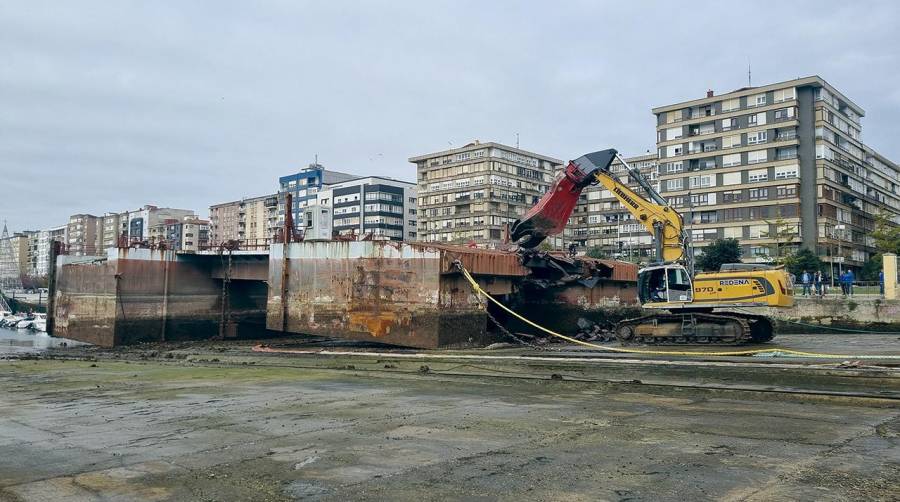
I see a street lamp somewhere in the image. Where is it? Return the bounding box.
[833,224,845,287]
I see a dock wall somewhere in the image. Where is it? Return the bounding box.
[53,249,267,347]
[764,296,900,332]
[267,242,498,349]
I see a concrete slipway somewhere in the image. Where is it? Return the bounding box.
[0,336,898,501]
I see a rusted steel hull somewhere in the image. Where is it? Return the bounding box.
[267,242,506,349]
[54,250,267,347]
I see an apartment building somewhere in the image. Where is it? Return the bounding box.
[410,141,561,244]
[209,193,279,246]
[31,226,66,276]
[65,206,197,255]
[564,153,659,259]
[66,214,101,256]
[99,212,123,250]
[278,164,357,227]
[4,232,32,277]
[148,217,210,252]
[653,76,900,273]
[311,176,417,241]
[124,205,196,243]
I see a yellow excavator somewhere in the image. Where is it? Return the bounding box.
[510,149,793,345]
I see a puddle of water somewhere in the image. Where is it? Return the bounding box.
[0,326,88,355]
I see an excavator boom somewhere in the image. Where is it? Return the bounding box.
[510,148,688,265]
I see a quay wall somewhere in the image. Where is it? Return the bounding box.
[764,296,900,332]
[53,250,267,347]
[267,242,497,349]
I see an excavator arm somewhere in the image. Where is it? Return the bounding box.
[510,148,688,264]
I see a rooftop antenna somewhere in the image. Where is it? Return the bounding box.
[515,132,520,149]
[314,154,318,167]
[748,58,752,87]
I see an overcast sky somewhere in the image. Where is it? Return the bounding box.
[2,0,899,230]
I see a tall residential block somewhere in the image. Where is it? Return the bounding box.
[653,76,900,273]
[66,214,101,256]
[209,194,279,246]
[32,226,66,276]
[410,141,561,244]
[565,153,659,259]
[311,176,417,241]
[278,164,357,227]
[148,217,210,252]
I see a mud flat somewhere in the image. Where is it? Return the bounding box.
[1,338,898,501]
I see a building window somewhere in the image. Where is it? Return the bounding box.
[776,147,798,161]
[774,165,799,179]
[666,179,683,191]
[747,131,767,145]
[722,134,741,149]
[774,88,796,103]
[692,211,718,224]
[722,171,742,185]
[724,226,743,239]
[722,190,742,203]
[666,162,683,173]
[748,169,768,183]
[774,107,795,121]
[749,225,769,239]
[747,150,768,164]
[748,188,768,200]
[689,175,713,189]
[722,153,741,167]
[776,185,797,198]
[721,98,740,112]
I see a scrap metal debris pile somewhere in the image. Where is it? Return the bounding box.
[494,249,641,345]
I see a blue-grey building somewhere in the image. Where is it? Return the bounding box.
[278,164,357,225]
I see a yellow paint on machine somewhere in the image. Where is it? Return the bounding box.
[692,269,794,307]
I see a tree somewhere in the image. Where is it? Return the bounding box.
[695,238,742,272]
[785,247,823,277]
[766,217,798,265]
[860,253,883,281]
[585,246,606,259]
[872,212,900,255]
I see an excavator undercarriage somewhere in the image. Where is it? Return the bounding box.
[614,311,775,345]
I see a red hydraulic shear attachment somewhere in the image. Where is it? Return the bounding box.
[509,148,617,249]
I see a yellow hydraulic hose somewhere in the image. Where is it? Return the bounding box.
[457,266,900,360]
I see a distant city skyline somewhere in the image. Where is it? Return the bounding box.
[3,1,899,230]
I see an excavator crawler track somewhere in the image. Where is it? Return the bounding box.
[614,311,775,346]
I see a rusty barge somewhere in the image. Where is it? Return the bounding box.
[51,241,638,348]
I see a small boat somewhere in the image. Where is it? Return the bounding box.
[2,314,23,327]
[31,313,47,332]
[16,317,36,329]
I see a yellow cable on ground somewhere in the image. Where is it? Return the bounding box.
[458,266,900,360]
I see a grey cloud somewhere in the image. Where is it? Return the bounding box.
[1,0,899,230]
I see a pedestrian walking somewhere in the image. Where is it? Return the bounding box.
[844,269,855,296]
[814,270,824,297]
[800,270,811,297]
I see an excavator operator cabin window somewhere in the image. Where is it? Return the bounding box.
[666,266,693,302]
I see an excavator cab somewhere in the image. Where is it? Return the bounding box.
[638,264,693,306]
